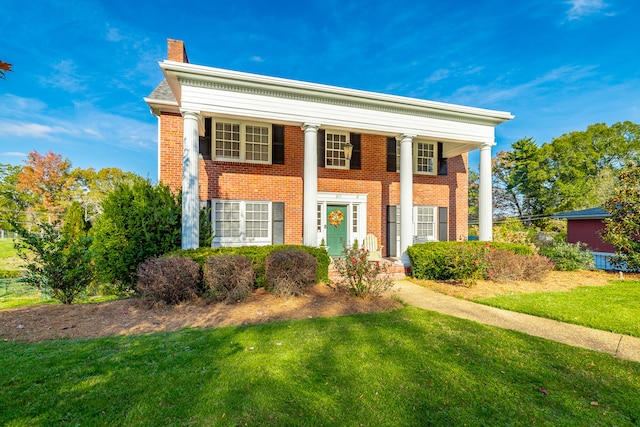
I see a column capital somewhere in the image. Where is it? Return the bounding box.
[302,123,321,132]
[480,141,496,149]
[397,134,416,142]
[180,109,200,120]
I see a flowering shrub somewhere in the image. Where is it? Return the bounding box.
[333,246,393,298]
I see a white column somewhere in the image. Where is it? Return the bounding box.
[399,134,415,265]
[302,123,320,246]
[478,142,494,241]
[181,110,200,249]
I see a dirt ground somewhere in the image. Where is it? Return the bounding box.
[2,270,636,343]
[0,283,400,343]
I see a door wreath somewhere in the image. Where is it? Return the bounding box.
[328,210,344,227]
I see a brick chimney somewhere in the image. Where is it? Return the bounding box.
[167,39,189,63]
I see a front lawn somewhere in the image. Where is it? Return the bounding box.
[1,307,639,426]
[475,280,640,338]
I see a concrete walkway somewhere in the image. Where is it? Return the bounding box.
[389,279,640,363]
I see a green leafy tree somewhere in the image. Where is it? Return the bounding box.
[0,164,30,229]
[602,163,640,270]
[91,178,181,294]
[12,220,94,304]
[468,170,479,223]
[71,167,141,223]
[496,122,640,219]
[62,201,89,238]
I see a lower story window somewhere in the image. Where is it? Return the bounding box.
[213,200,271,245]
[414,206,436,241]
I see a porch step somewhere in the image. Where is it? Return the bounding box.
[328,258,409,282]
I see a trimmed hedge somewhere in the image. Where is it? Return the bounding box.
[407,241,535,281]
[177,245,330,287]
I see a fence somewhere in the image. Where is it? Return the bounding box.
[0,278,39,298]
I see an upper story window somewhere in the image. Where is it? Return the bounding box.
[415,142,435,174]
[395,140,437,175]
[325,131,350,169]
[214,120,271,164]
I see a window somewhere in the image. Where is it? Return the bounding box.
[352,204,358,233]
[414,206,437,240]
[395,140,437,175]
[214,120,271,163]
[415,142,435,174]
[317,204,323,233]
[325,131,349,169]
[213,200,271,244]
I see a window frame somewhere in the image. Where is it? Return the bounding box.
[324,130,350,170]
[395,139,438,175]
[413,205,438,241]
[212,199,272,246]
[213,119,272,164]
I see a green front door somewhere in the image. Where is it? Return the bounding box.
[326,205,348,257]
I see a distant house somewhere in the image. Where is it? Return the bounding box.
[144,39,513,263]
[553,207,619,270]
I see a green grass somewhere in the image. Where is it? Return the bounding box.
[0,238,22,270]
[1,307,639,426]
[475,280,640,338]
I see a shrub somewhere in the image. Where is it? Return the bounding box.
[407,242,488,281]
[203,254,255,302]
[136,256,200,305]
[407,241,537,282]
[179,245,330,286]
[333,246,393,298]
[265,249,317,296]
[485,250,553,282]
[539,241,595,271]
[91,178,181,295]
[11,220,94,304]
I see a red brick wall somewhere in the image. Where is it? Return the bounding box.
[159,121,469,246]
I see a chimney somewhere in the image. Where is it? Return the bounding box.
[167,39,189,63]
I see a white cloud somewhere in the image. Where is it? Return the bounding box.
[0,152,27,157]
[566,0,609,20]
[0,121,77,138]
[40,59,89,93]
[250,56,264,63]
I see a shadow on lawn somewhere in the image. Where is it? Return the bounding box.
[1,308,639,425]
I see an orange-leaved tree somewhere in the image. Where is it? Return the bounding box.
[17,150,75,223]
[0,60,12,79]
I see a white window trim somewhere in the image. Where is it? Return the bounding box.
[211,199,272,247]
[396,139,438,175]
[213,119,272,164]
[325,130,350,170]
[413,205,438,241]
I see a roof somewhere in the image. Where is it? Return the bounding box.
[144,80,177,107]
[552,207,610,220]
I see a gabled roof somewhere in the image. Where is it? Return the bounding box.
[552,207,610,220]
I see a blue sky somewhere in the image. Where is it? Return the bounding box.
[1,0,639,178]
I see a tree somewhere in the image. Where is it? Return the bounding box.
[12,220,94,304]
[17,150,74,223]
[0,60,12,79]
[91,178,181,294]
[0,164,30,229]
[602,163,640,270]
[71,167,140,223]
[496,122,640,218]
[468,170,479,223]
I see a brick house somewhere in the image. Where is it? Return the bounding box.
[145,39,513,263]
